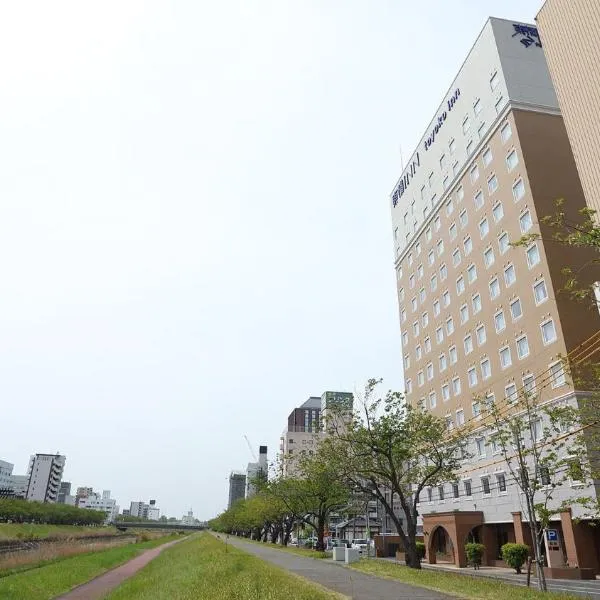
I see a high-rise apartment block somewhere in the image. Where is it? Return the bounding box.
[389,17,600,573]
[26,454,66,503]
[228,472,246,509]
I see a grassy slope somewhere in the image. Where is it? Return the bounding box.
[351,559,582,600]
[106,533,341,600]
[0,523,119,540]
[0,535,179,600]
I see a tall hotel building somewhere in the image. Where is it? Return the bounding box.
[390,18,600,573]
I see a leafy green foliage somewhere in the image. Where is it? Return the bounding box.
[501,543,530,574]
[0,498,105,526]
[464,543,485,567]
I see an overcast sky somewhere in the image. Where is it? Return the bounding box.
[1,0,543,520]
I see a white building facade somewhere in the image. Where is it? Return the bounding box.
[26,454,66,503]
[79,490,119,523]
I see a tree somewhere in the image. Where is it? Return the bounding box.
[322,378,467,569]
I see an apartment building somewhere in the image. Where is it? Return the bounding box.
[79,490,119,523]
[390,17,600,574]
[537,0,600,215]
[26,454,66,503]
[228,472,246,509]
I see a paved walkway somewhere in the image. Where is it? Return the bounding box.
[225,536,453,599]
[55,538,181,600]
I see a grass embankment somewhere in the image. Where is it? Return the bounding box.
[0,534,180,600]
[238,536,328,559]
[106,533,341,600]
[0,523,119,541]
[351,559,582,600]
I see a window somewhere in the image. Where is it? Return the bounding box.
[464,236,473,255]
[495,96,505,114]
[479,218,489,238]
[453,482,460,498]
[419,287,426,303]
[464,480,472,497]
[449,223,457,241]
[440,154,446,170]
[459,209,468,228]
[464,334,473,354]
[517,335,530,359]
[409,274,415,289]
[426,227,432,241]
[426,362,434,380]
[481,358,491,379]
[510,298,522,320]
[413,321,420,337]
[416,345,422,360]
[430,274,438,291]
[499,346,512,368]
[401,308,407,323]
[438,484,445,501]
[540,466,551,486]
[484,247,495,268]
[482,476,491,495]
[483,147,492,166]
[550,361,566,388]
[417,370,424,386]
[418,264,424,279]
[460,304,469,324]
[463,116,471,134]
[512,178,525,202]
[429,391,437,409]
[411,297,417,312]
[466,140,473,156]
[453,161,459,176]
[440,263,448,280]
[534,279,548,304]
[457,186,464,202]
[437,239,444,256]
[476,438,486,457]
[433,300,440,316]
[427,487,433,502]
[424,337,432,353]
[469,368,478,388]
[402,332,408,347]
[399,287,404,301]
[523,374,536,395]
[404,213,409,226]
[490,71,500,91]
[428,172,434,188]
[442,290,450,307]
[446,317,454,335]
[449,138,456,154]
[492,202,504,223]
[436,326,444,344]
[449,345,457,364]
[488,174,499,194]
[541,319,557,344]
[452,376,461,396]
[489,277,500,299]
[472,293,482,313]
[532,419,543,442]
[506,149,519,171]
[442,383,450,401]
[478,123,486,140]
[498,232,509,254]
[476,324,486,345]
[467,264,477,283]
[497,473,507,493]
[526,243,541,268]
[501,121,512,142]
[472,400,480,417]
[505,382,518,403]
[428,250,435,266]
[494,310,506,332]
[446,199,454,216]
[474,190,484,210]
[406,379,412,394]
[452,248,461,266]
[519,210,533,233]
[456,409,465,426]
[474,98,482,116]
[470,163,479,183]
[504,263,516,286]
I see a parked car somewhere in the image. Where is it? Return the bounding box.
[340,539,351,548]
[351,538,369,554]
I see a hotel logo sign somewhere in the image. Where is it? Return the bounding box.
[512,24,542,49]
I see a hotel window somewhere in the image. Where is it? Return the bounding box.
[519,210,533,233]
[495,96,505,114]
[429,391,437,408]
[510,297,522,320]
[464,334,473,354]
[483,147,493,166]
[481,358,491,379]
[504,263,516,286]
[430,274,438,291]
[434,215,441,231]
[526,243,541,268]
[489,277,500,299]
[411,297,417,311]
[450,223,458,241]
[476,438,487,458]
[452,248,461,266]
[452,376,461,395]
[449,138,456,154]
[463,115,471,134]
[516,335,530,359]
[492,201,504,223]
[457,185,464,202]
[419,287,426,303]
[437,239,444,256]
[398,265,403,279]
[401,308,406,323]
[467,264,477,283]
[494,310,506,332]
[505,382,518,403]
[499,346,512,368]
[456,276,465,295]
[440,263,448,280]
[523,374,536,395]
[498,231,509,254]
[478,123,486,140]
[436,326,444,344]
[433,300,440,316]
[428,172,434,187]
[428,250,435,266]
[464,236,473,255]
[468,368,478,388]
[408,252,413,266]
[404,213,408,226]
[488,174,498,194]
[449,345,457,364]
[442,290,450,307]
[459,209,468,228]
[424,337,432,353]
[399,287,405,301]
[415,241,421,255]
[474,190,484,209]
[550,361,566,388]
[501,121,512,142]
[534,279,548,304]
[490,71,500,91]
[466,140,473,156]
[474,98,482,116]
[541,319,557,345]
[445,416,453,431]
[417,370,425,386]
[512,178,525,202]
[470,163,479,183]
[418,264,424,279]
[443,176,449,190]
[413,321,420,338]
[506,149,519,171]
[453,161,459,176]
[426,226,432,241]
[464,479,472,496]
[440,154,446,170]
[484,247,495,268]
[472,293,482,314]
[409,274,415,289]
[460,304,469,324]
[482,476,491,495]
[446,317,454,335]
[422,311,429,327]
[442,383,450,401]
[416,344,422,360]
[427,362,434,380]
[479,217,489,239]
[476,324,486,345]
[406,378,412,394]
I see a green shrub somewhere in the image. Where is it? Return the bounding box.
[415,541,426,559]
[137,532,151,543]
[501,542,529,574]
[465,543,485,569]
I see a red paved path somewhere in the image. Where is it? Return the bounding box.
[55,538,181,600]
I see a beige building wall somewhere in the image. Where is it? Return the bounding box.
[537,0,600,214]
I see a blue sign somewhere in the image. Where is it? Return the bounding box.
[424,89,461,152]
[512,24,542,49]
[392,153,420,207]
[546,529,558,542]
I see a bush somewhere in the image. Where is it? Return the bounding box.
[415,541,426,559]
[501,542,529,574]
[465,543,485,569]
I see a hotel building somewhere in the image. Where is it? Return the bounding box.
[389,17,600,573]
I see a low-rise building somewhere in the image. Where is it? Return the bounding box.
[79,490,119,523]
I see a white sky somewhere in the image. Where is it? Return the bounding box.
[0,0,543,519]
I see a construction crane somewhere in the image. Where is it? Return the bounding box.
[243,435,257,461]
